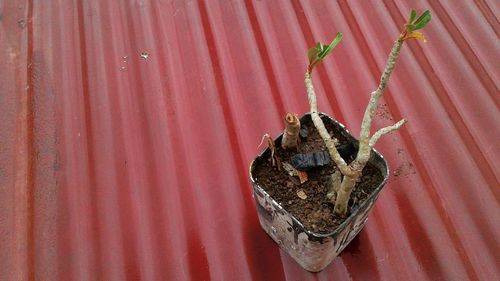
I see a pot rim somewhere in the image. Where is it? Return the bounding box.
[249,112,389,238]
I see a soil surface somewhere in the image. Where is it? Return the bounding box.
[253,115,384,234]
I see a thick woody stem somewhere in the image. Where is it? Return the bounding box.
[282,112,301,149]
[333,174,357,215]
[305,72,354,176]
[369,119,407,147]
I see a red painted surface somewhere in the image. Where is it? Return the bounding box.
[1,0,499,280]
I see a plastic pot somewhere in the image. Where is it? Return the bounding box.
[249,113,389,272]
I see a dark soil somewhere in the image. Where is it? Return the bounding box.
[253,115,384,234]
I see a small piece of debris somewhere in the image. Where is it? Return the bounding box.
[296,189,307,200]
[282,162,308,184]
[290,151,331,170]
[140,52,150,60]
[376,103,393,120]
[18,19,26,29]
[296,171,308,184]
[282,162,295,176]
[393,161,416,177]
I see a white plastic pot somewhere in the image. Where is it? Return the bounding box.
[249,113,389,272]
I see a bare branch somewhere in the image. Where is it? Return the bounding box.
[359,35,404,143]
[369,119,407,147]
[305,72,355,176]
[305,72,318,113]
[353,33,406,172]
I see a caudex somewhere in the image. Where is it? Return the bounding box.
[261,9,431,217]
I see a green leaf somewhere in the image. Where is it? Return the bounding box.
[307,32,343,70]
[319,44,332,59]
[318,32,343,59]
[408,9,417,24]
[413,10,431,30]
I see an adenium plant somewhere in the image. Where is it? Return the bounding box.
[301,9,432,216]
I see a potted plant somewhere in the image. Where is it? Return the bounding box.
[249,9,431,272]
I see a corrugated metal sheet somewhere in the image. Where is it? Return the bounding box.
[1,0,499,280]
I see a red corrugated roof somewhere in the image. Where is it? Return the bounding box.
[1,0,499,280]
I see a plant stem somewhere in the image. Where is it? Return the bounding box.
[333,173,357,215]
[304,72,353,177]
[360,34,404,139]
